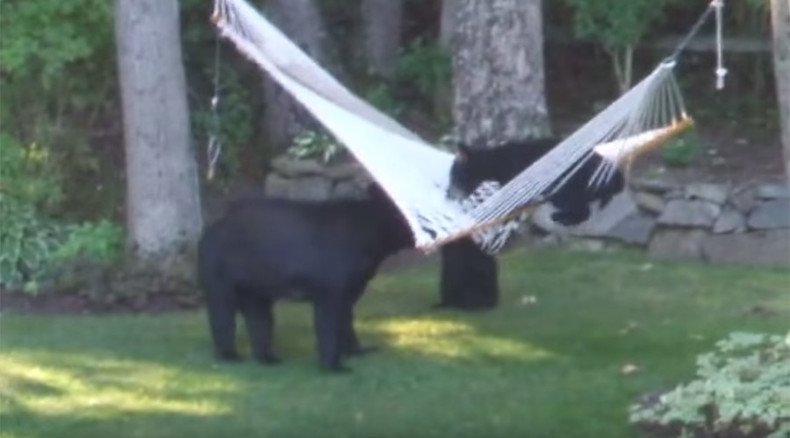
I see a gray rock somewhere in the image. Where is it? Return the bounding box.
[712,208,746,234]
[271,157,324,177]
[331,179,368,200]
[684,183,730,205]
[702,231,790,268]
[657,199,721,228]
[265,174,332,201]
[264,174,292,198]
[632,191,666,215]
[530,204,565,233]
[664,188,685,200]
[323,162,366,180]
[631,178,677,194]
[570,191,639,237]
[648,229,708,262]
[608,213,656,245]
[756,183,790,200]
[567,237,606,252]
[730,185,758,213]
[747,199,790,230]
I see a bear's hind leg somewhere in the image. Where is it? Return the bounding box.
[205,282,241,361]
[240,291,280,365]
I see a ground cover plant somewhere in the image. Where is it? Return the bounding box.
[1,248,788,438]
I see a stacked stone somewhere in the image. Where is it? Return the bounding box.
[531,179,790,268]
[265,157,371,201]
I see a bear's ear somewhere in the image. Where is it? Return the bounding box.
[455,143,471,162]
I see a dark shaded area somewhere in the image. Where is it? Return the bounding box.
[437,238,499,310]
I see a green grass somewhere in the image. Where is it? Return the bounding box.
[1,248,788,438]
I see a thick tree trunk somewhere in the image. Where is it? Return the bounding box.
[115,0,203,275]
[441,0,551,310]
[263,0,329,152]
[452,0,551,146]
[440,0,459,50]
[361,0,402,78]
[770,0,790,178]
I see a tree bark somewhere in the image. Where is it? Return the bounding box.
[440,0,459,50]
[263,0,330,152]
[441,0,551,310]
[115,0,203,275]
[452,0,551,146]
[770,0,790,178]
[361,0,402,78]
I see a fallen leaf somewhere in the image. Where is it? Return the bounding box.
[621,363,640,376]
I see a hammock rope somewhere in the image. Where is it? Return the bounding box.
[210,0,719,253]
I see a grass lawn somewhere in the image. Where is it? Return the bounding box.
[1,248,788,438]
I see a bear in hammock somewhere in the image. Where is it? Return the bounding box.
[448,138,625,225]
[437,138,626,310]
[197,184,413,372]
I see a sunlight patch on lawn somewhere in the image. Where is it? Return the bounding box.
[366,318,555,362]
[0,353,232,419]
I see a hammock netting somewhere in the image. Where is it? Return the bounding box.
[211,0,698,253]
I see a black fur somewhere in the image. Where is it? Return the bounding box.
[448,138,625,225]
[197,185,413,372]
[439,238,499,309]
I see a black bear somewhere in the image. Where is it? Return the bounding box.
[438,237,499,310]
[448,138,625,226]
[197,184,413,372]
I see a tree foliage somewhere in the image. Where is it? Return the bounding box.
[0,0,115,138]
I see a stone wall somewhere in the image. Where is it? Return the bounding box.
[266,157,789,268]
[264,157,372,201]
[531,178,790,268]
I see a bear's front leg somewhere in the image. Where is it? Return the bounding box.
[313,296,349,372]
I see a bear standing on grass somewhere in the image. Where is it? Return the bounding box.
[198,184,413,372]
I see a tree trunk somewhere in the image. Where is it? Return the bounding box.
[441,0,551,310]
[771,0,790,178]
[263,0,329,152]
[452,0,551,146]
[361,0,402,78]
[440,0,459,50]
[115,0,203,276]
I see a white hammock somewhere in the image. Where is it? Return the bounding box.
[211,0,693,252]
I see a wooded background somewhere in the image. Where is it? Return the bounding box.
[0,0,786,290]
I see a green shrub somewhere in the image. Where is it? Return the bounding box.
[394,39,451,100]
[51,220,124,265]
[660,133,701,168]
[0,132,64,211]
[630,332,790,438]
[394,38,452,128]
[180,0,261,181]
[0,194,67,293]
[286,130,346,164]
[564,0,677,92]
[0,0,114,139]
[365,82,405,118]
[0,192,123,294]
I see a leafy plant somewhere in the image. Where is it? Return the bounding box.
[365,82,405,118]
[0,132,64,210]
[630,332,790,438]
[660,132,701,168]
[51,220,124,265]
[181,0,260,182]
[564,0,677,93]
[286,130,345,164]
[0,0,115,137]
[0,194,67,293]
[394,39,452,101]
